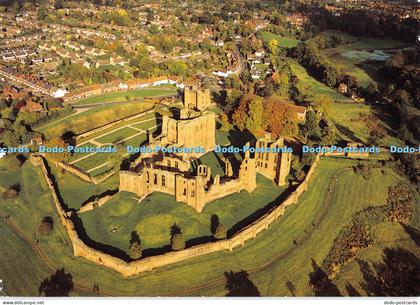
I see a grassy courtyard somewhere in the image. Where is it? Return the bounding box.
[0,157,416,296]
[79,174,287,250]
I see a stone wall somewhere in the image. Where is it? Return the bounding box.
[35,154,320,278]
[78,194,115,214]
[55,161,94,184]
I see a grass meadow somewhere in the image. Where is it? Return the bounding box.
[0,157,415,296]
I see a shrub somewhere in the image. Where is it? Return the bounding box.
[128,241,142,259]
[39,216,54,236]
[171,233,186,251]
[214,223,227,240]
[2,184,20,199]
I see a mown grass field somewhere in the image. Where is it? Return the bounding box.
[259,31,300,48]
[76,113,157,144]
[0,156,415,296]
[79,175,287,250]
[95,127,140,144]
[74,86,178,106]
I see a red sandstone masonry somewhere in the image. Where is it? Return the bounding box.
[34,154,320,278]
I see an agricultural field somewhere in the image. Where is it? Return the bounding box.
[1,156,415,296]
[258,31,300,48]
[74,85,178,106]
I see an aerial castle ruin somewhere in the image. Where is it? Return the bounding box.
[119,87,292,212]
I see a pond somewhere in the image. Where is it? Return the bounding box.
[340,49,390,62]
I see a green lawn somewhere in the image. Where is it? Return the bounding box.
[38,102,156,139]
[76,112,157,144]
[259,31,300,48]
[122,133,148,147]
[96,127,140,144]
[79,174,287,250]
[0,157,415,296]
[48,165,119,210]
[131,118,158,131]
[328,102,404,146]
[73,152,114,172]
[74,86,177,106]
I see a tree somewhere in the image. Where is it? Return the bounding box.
[170,224,185,251]
[224,270,261,296]
[39,268,74,296]
[268,39,279,56]
[232,94,263,131]
[358,248,419,296]
[214,223,227,240]
[39,216,54,236]
[128,241,142,259]
[263,97,299,137]
[320,126,336,146]
[301,110,320,140]
[309,259,342,296]
[171,233,185,251]
[128,231,142,259]
[245,96,264,130]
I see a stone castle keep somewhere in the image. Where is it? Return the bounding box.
[119,88,292,212]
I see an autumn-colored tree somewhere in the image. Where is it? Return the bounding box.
[263,97,299,137]
[232,94,264,131]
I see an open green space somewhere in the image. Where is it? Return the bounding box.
[196,151,225,178]
[328,102,403,146]
[131,118,158,131]
[259,31,300,48]
[76,112,157,144]
[79,174,287,250]
[74,86,178,106]
[122,133,148,147]
[73,151,114,172]
[288,59,348,102]
[37,101,156,139]
[0,157,416,297]
[96,127,140,144]
[48,164,119,210]
[332,222,419,294]
[319,31,410,87]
